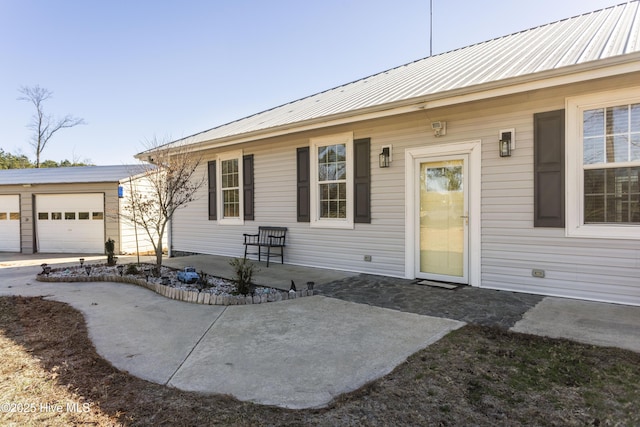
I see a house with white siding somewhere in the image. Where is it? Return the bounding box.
[140,2,640,306]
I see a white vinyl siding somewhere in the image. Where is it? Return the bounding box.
[171,75,640,305]
[0,195,20,252]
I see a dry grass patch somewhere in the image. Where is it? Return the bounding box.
[1,295,639,426]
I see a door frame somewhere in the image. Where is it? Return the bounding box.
[404,140,481,286]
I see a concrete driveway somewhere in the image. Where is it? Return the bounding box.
[0,254,464,409]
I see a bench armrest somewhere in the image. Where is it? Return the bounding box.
[243,233,260,244]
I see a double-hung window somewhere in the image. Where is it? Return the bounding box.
[222,158,240,218]
[567,87,640,239]
[217,151,244,224]
[310,132,354,228]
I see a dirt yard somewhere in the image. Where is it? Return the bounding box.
[1,296,638,426]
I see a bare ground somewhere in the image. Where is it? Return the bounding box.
[1,295,639,426]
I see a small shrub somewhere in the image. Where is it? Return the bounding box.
[105,238,116,266]
[199,270,210,289]
[229,258,256,295]
[125,264,139,275]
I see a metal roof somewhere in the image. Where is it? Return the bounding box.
[156,1,640,152]
[0,165,144,185]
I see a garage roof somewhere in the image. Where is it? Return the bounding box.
[147,1,640,154]
[0,165,144,185]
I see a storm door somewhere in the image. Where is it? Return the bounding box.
[416,155,469,283]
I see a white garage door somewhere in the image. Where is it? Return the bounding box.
[0,195,21,252]
[36,194,105,253]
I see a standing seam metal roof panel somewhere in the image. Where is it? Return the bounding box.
[0,165,145,185]
[157,2,640,151]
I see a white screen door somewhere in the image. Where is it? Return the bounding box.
[416,155,469,283]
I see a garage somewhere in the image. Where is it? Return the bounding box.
[35,193,105,253]
[0,195,21,252]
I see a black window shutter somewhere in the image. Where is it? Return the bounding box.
[208,160,217,220]
[534,109,565,227]
[296,147,310,222]
[354,138,371,223]
[243,154,254,220]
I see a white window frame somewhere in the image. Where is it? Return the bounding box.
[309,132,354,229]
[566,86,640,239]
[217,150,244,225]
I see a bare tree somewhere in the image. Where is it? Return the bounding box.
[18,85,85,168]
[121,137,206,273]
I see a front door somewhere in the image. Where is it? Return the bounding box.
[416,155,469,283]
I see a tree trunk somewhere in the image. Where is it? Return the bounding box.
[155,237,163,276]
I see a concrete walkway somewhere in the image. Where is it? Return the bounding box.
[0,254,463,409]
[1,253,639,408]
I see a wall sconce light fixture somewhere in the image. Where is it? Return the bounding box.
[499,129,515,157]
[431,121,446,137]
[379,145,392,168]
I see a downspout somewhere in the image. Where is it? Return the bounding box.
[129,177,141,265]
[167,217,172,258]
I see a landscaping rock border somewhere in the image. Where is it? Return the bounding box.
[36,274,314,306]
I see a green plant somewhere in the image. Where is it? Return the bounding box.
[105,238,116,266]
[229,258,256,295]
[125,264,139,275]
[199,270,209,289]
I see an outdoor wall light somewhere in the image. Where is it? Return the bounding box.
[85,266,92,276]
[79,258,85,267]
[379,145,392,168]
[431,121,446,137]
[499,129,515,157]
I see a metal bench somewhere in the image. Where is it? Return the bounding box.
[243,226,287,267]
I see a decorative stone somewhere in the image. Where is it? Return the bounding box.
[203,293,210,305]
[307,289,314,296]
[260,294,268,303]
[253,295,261,304]
[197,292,205,304]
[245,295,253,304]
[275,292,282,302]
[288,290,296,299]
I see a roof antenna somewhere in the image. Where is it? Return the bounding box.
[430,0,433,56]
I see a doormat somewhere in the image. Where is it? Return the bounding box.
[416,280,459,290]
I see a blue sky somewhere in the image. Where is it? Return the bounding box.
[0,0,621,165]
